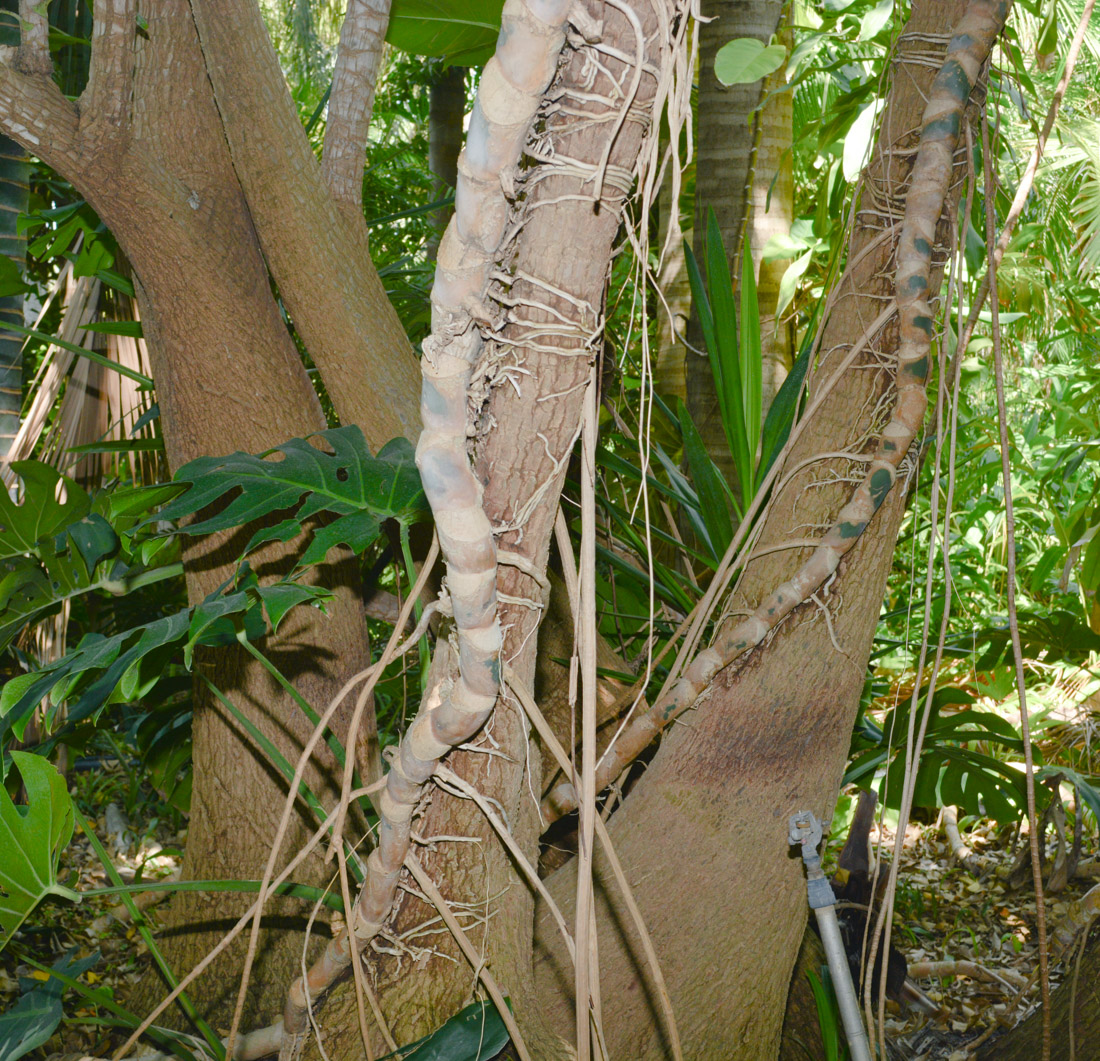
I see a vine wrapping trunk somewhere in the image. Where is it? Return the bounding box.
[544,0,1011,821]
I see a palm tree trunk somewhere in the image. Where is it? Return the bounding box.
[751,31,794,417]
[427,64,465,258]
[685,0,785,484]
[0,134,27,458]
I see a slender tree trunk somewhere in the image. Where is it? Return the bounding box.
[0,133,26,457]
[685,0,784,482]
[0,1,25,458]
[426,64,465,258]
[752,32,794,417]
[655,159,690,405]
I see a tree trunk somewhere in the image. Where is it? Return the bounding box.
[977,928,1100,1061]
[315,0,668,1052]
[0,133,26,457]
[685,0,784,482]
[752,31,794,417]
[426,64,465,258]
[0,0,419,1019]
[531,0,978,1056]
[655,157,690,406]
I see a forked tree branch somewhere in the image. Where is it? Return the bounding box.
[322,0,391,214]
[15,0,50,74]
[81,0,137,138]
[185,0,422,444]
[0,60,81,172]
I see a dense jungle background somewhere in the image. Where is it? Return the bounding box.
[0,0,1099,1058]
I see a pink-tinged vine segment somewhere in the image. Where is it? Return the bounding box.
[544,0,1011,823]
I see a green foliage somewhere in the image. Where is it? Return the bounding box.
[0,950,99,1061]
[0,752,78,953]
[714,38,787,86]
[154,426,428,566]
[805,966,849,1061]
[387,0,504,65]
[385,998,511,1061]
[845,684,1031,824]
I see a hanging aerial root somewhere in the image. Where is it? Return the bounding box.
[277,0,575,1044]
[543,0,1009,822]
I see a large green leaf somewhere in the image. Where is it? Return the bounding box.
[0,463,91,559]
[0,581,330,745]
[0,752,78,952]
[386,0,503,64]
[714,38,786,86]
[154,428,428,567]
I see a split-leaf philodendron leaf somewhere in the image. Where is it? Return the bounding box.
[0,752,78,953]
[154,427,428,567]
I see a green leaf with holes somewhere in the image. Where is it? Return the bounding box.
[153,427,428,567]
[0,752,78,953]
[0,463,91,559]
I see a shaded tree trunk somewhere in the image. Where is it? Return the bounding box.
[685,0,784,483]
[0,4,26,458]
[978,928,1100,1061]
[427,64,465,257]
[0,133,26,457]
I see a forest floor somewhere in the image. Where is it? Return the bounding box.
[821,798,1100,1059]
[2,765,1098,1060]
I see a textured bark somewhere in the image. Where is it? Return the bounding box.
[977,928,1100,1060]
[426,64,465,256]
[533,0,979,1056]
[0,134,26,457]
[187,0,421,443]
[314,0,667,1053]
[752,34,794,416]
[322,0,390,215]
[0,0,391,1020]
[686,0,784,482]
[655,157,689,405]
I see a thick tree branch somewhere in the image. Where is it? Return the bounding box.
[15,0,50,74]
[81,0,137,139]
[322,0,390,215]
[0,59,81,172]
[187,0,421,446]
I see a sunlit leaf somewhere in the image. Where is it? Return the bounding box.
[0,753,78,952]
[387,0,503,64]
[714,38,786,86]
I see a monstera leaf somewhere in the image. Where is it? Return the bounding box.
[0,752,78,952]
[0,580,330,743]
[0,463,91,559]
[387,0,504,64]
[154,427,428,567]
